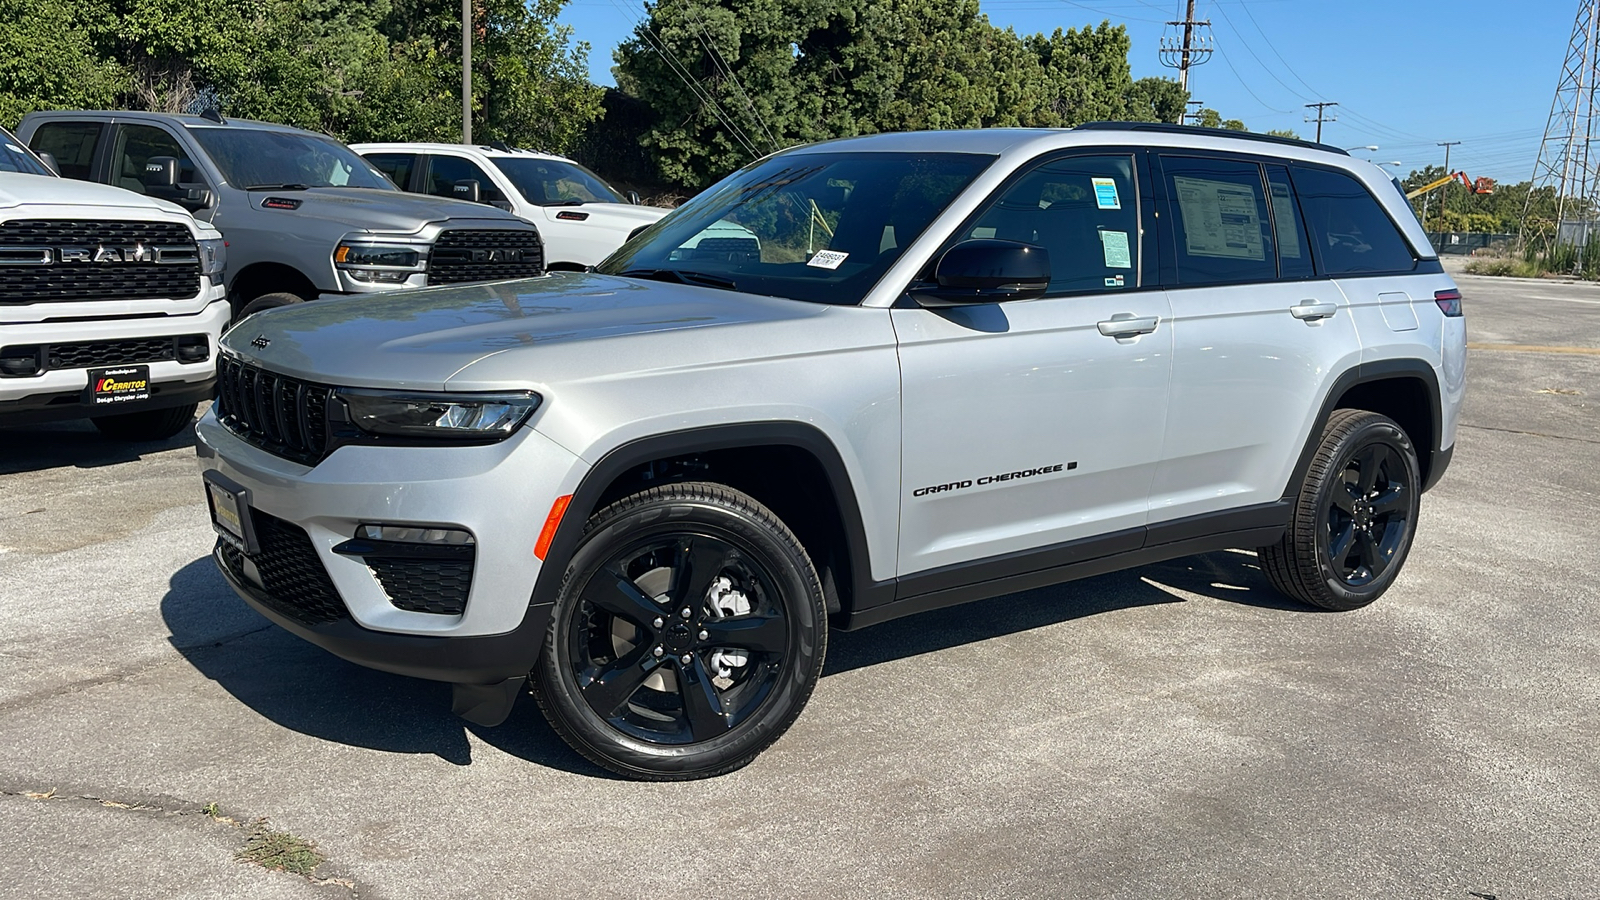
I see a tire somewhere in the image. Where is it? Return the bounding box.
[1258,409,1422,611]
[91,403,198,442]
[235,292,305,321]
[529,482,827,780]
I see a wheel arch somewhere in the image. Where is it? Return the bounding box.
[529,422,886,624]
[228,262,319,310]
[1284,358,1446,498]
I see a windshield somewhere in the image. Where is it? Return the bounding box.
[490,157,624,205]
[598,151,994,305]
[191,127,394,190]
[0,127,51,177]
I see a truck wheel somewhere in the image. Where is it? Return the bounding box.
[1258,409,1422,611]
[529,482,827,780]
[235,292,305,321]
[91,403,197,442]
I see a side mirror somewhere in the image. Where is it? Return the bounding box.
[911,240,1050,308]
[452,179,482,203]
[144,156,180,189]
[627,190,641,205]
[35,151,59,175]
[177,187,214,212]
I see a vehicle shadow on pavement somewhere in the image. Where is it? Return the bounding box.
[161,548,1318,776]
[0,420,197,475]
[159,555,604,775]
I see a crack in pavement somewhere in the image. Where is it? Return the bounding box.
[1458,422,1600,445]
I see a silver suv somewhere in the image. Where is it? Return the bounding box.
[17,112,544,318]
[195,125,1466,780]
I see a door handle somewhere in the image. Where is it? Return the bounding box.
[1290,301,1338,321]
[1097,313,1160,338]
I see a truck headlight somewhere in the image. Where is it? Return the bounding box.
[198,237,226,278]
[335,244,421,267]
[337,389,540,440]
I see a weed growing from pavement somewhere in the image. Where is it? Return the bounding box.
[237,826,323,876]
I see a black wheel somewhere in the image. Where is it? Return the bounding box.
[235,292,305,321]
[1259,409,1422,611]
[529,482,826,780]
[91,403,197,442]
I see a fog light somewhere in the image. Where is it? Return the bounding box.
[0,347,41,377]
[355,524,474,545]
[176,335,209,363]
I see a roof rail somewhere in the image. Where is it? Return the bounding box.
[1073,121,1349,156]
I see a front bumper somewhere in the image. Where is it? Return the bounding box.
[195,410,587,680]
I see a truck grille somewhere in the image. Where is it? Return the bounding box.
[369,557,475,616]
[214,356,331,466]
[217,510,349,626]
[427,229,544,284]
[0,220,201,304]
[0,335,208,377]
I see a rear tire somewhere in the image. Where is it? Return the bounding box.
[1258,409,1422,611]
[529,482,827,780]
[235,292,305,321]
[91,403,197,442]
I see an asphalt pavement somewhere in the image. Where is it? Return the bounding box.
[1,268,1596,899]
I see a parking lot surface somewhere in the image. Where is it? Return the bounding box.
[2,271,1597,899]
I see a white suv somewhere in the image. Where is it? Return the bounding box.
[351,143,669,269]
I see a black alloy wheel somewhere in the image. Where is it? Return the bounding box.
[530,482,826,780]
[1259,409,1422,611]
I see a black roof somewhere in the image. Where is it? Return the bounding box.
[1074,121,1350,156]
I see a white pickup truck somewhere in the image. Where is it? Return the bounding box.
[1,126,227,440]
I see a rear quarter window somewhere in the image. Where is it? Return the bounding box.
[29,122,101,180]
[1291,166,1417,275]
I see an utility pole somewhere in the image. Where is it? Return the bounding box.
[462,0,472,145]
[1304,102,1338,143]
[1160,0,1213,123]
[1436,140,1461,233]
[1182,100,1204,127]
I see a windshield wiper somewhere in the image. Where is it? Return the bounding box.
[244,183,311,191]
[617,268,739,291]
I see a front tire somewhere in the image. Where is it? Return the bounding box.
[529,482,827,780]
[235,292,305,321]
[91,403,197,442]
[1259,409,1422,611]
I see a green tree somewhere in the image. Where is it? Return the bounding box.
[1266,128,1300,140]
[1193,108,1246,130]
[0,0,124,125]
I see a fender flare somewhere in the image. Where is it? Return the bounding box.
[1282,358,1445,499]
[528,422,884,615]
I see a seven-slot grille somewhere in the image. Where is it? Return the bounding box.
[214,356,331,466]
[216,510,348,626]
[426,229,544,284]
[0,335,207,376]
[0,220,201,304]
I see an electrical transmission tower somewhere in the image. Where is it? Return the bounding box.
[1160,0,1213,123]
[1524,0,1600,265]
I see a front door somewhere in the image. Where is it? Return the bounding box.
[894,152,1173,579]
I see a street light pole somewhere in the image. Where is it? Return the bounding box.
[462,0,472,145]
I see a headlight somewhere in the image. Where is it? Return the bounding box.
[337,389,540,440]
[198,237,226,278]
[335,243,421,268]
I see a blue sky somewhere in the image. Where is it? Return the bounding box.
[558,0,1568,183]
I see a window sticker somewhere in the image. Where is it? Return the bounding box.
[1103,274,1126,288]
[1091,177,1121,210]
[1172,175,1265,260]
[1270,182,1303,259]
[806,249,849,269]
[1100,230,1133,269]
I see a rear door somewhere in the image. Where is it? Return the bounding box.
[25,120,109,183]
[362,152,420,192]
[1148,154,1360,528]
[894,151,1173,579]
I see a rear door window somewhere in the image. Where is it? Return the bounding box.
[28,122,103,180]
[958,154,1140,294]
[364,153,416,190]
[1290,166,1417,275]
[110,124,204,194]
[1160,156,1277,286]
[425,155,507,204]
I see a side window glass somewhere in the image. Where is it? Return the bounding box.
[1290,166,1417,275]
[110,125,202,194]
[1267,165,1314,279]
[28,122,101,180]
[426,155,506,203]
[364,153,414,189]
[962,155,1139,294]
[1162,156,1277,285]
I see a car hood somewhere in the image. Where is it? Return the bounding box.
[257,187,533,235]
[222,272,829,390]
[0,173,193,216]
[534,202,670,229]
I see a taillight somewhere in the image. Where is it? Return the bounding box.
[1434,289,1463,317]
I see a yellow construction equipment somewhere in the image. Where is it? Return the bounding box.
[1406,171,1495,200]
